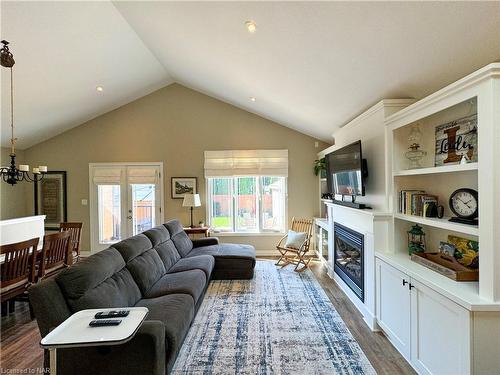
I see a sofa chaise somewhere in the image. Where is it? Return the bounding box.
[29,219,256,375]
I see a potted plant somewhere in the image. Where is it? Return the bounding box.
[314,158,327,178]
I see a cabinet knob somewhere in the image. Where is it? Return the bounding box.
[409,283,415,290]
[402,279,408,286]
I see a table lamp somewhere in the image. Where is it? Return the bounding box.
[182,193,201,228]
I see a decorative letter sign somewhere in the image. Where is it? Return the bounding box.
[435,114,477,166]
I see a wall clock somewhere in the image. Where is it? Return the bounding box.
[448,188,478,225]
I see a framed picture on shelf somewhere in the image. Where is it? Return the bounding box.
[171,177,197,199]
[434,113,478,166]
[34,171,67,230]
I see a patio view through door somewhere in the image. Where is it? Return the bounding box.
[89,163,164,252]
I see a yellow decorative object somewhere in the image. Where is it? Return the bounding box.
[448,235,479,269]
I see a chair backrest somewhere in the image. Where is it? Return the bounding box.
[59,222,83,256]
[290,217,314,249]
[39,231,72,278]
[0,238,39,292]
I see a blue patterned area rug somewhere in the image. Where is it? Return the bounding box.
[172,260,376,374]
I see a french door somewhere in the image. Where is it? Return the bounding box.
[89,163,164,252]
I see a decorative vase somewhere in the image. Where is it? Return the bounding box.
[405,124,427,169]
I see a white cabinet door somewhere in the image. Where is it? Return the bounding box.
[376,259,412,360]
[410,279,471,375]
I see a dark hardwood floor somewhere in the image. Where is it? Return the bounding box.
[0,258,415,374]
[307,258,415,374]
[0,301,44,372]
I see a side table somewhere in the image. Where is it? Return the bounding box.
[184,226,210,237]
[40,307,148,375]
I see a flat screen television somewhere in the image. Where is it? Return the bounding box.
[325,140,366,198]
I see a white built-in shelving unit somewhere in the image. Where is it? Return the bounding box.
[316,75,500,373]
[376,63,500,375]
[385,65,500,303]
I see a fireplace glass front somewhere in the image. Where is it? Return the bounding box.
[334,223,364,301]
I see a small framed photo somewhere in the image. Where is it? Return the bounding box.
[34,171,67,230]
[439,241,457,258]
[171,177,197,199]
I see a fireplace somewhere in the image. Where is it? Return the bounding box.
[334,223,364,301]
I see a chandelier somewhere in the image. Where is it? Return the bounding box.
[1,40,47,185]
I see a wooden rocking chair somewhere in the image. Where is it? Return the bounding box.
[276,217,314,272]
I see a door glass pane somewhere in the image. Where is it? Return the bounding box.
[210,178,232,231]
[132,184,155,235]
[236,177,257,231]
[98,185,121,243]
[261,177,284,231]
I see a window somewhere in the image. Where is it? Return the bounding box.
[204,149,288,233]
[90,163,163,252]
[207,176,286,233]
[131,184,156,235]
[98,185,121,243]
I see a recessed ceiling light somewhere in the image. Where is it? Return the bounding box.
[250,97,256,102]
[245,20,257,33]
[96,86,104,92]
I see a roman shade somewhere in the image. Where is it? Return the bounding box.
[92,167,158,184]
[127,167,159,184]
[92,167,122,184]
[204,150,288,177]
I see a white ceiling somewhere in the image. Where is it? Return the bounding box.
[2,1,500,149]
[1,1,171,149]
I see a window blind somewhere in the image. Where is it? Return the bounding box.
[204,150,288,177]
[127,167,158,184]
[92,167,122,184]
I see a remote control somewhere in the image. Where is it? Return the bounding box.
[89,319,122,327]
[94,310,130,319]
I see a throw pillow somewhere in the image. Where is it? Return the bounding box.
[285,230,307,249]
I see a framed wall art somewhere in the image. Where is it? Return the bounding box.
[171,177,197,199]
[34,171,67,230]
[434,113,478,166]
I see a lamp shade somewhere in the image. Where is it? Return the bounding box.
[182,193,201,207]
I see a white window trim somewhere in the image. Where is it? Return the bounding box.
[206,176,288,235]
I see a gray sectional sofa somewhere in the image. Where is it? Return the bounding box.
[29,219,256,375]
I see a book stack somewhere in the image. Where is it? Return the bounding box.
[399,190,439,217]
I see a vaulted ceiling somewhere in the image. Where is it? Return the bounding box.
[2,1,499,149]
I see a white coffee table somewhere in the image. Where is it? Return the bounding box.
[40,307,149,375]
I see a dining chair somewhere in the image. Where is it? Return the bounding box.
[59,222,83,263]
[275,217,314,272]
[39,231,72,279]
[0,238,39,316]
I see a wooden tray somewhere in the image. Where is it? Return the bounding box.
[410,252,479,281]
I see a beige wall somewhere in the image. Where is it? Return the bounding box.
[19,84,330,252]
[1,147,29,219]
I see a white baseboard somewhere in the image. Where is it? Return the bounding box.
[255,249,279,256]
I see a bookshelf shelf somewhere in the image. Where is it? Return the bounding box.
[394,213,479,236]
[393,162,478,177]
